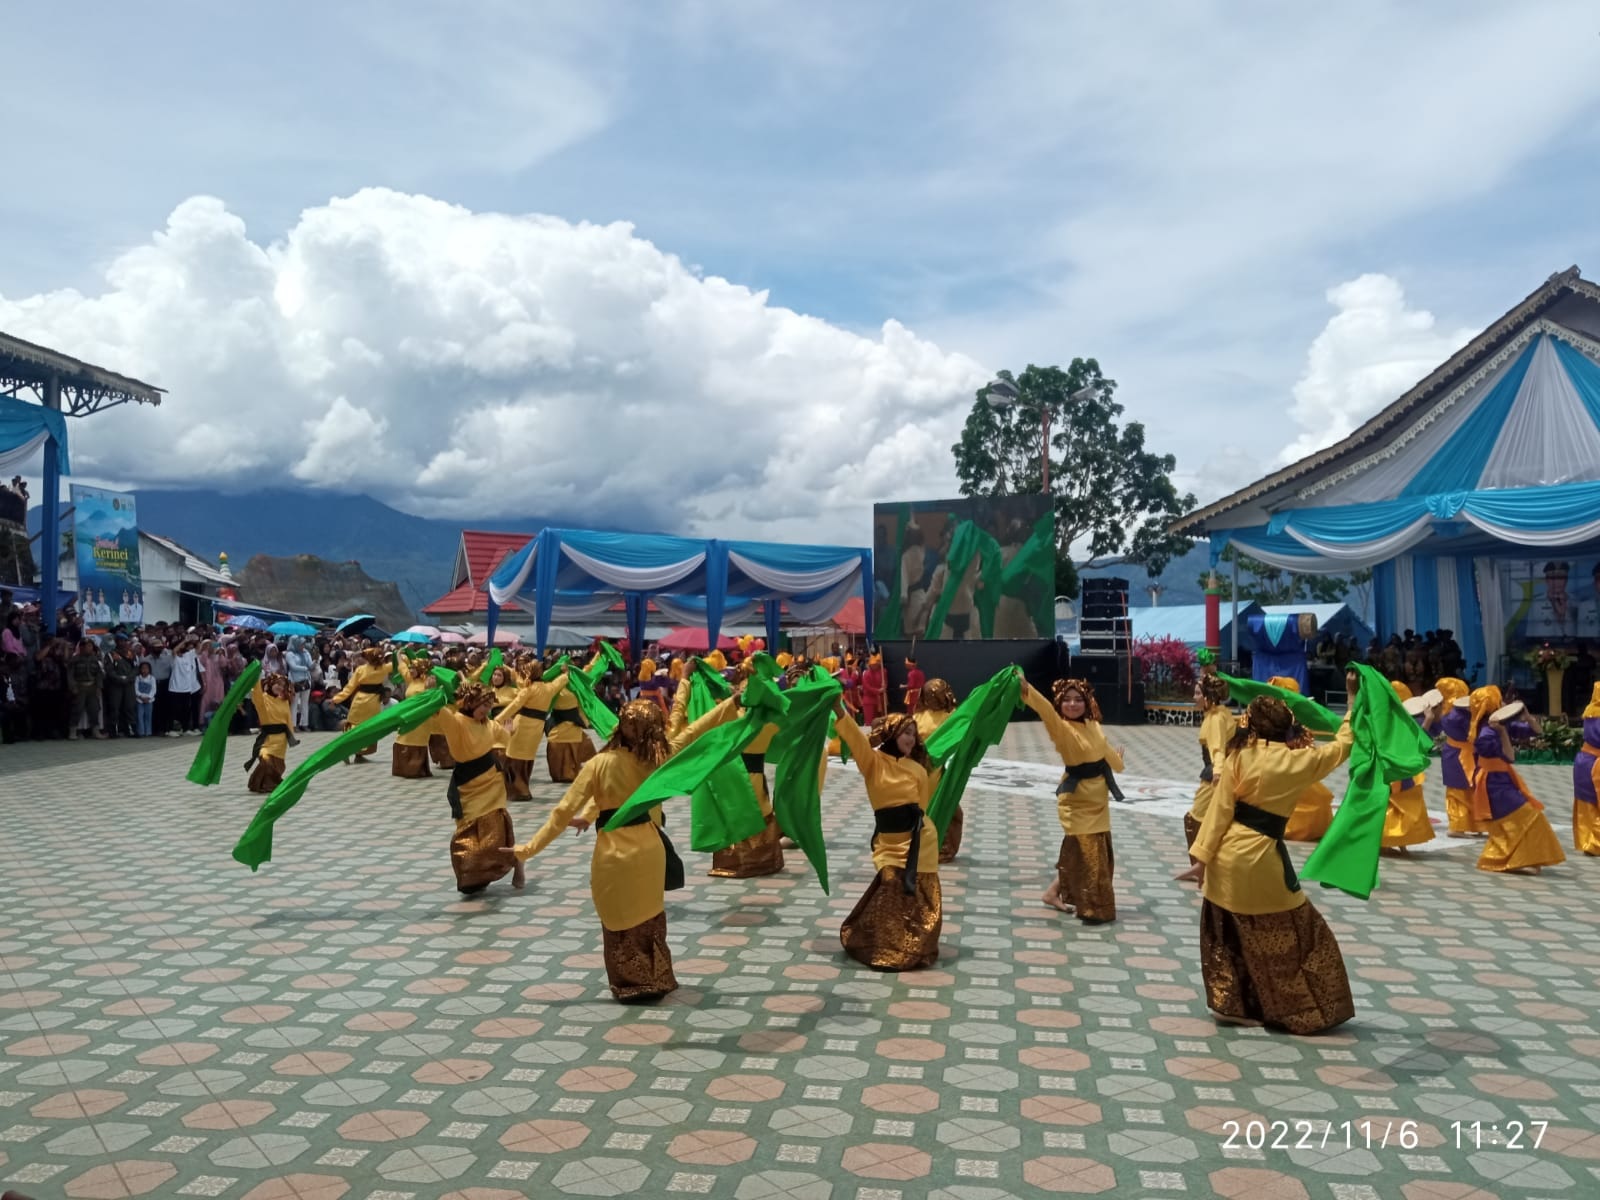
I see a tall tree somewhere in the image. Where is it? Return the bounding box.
[951,361,1197,584]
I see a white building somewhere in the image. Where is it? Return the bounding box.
[60,532,234,627]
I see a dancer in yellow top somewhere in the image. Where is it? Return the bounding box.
[911,679,961,862]
[245,672,295,794]
[683,663,785,878]
[1431,677,1479,837]
[1266,676,1334,842]
[497,659,570,802]
[1381,679,1437,854]
[434,680,526,895]
[507,692,739,1001]
[1574,683,1600,856]
[1185,673,1236,856]
[834,704,941,971]
[1176,695,1356,1033]
[546,660,599,782]
[332,646,392,764]
[1023,678,1125,924]
[1464,685,1565,875]
[391,656,436,779]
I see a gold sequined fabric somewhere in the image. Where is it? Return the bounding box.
[1576,801,1600,856]
[1057,833,1116,923]
[1283,783,1333,842]
[547,738,596,782]
[502,755,534,801]
[938,805,964,863]
[1381,783,1434,848]
[450,808,515,895]
[602,911,679,1002]
[428,733,456,769]
[1182,812,1201,851]
[246,754,285,795]
[1477,802,1567,872]
[840,867,942,972]
[1199,898,1354,1034]
[390,744,432,779]
[343,719,377,759]
[710,813,785,877]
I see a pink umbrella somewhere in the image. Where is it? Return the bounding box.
[437,632,468,644]
[656,627,739,652]
[467,630,522,647]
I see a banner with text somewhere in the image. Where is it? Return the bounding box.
[70,485,143,627]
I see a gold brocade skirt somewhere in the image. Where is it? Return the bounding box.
[344,719,378,759]
[1284,784,1333,842]
[710,812,785,877]
[247,754,285,795]
[547,738,596,782]
[1183,812,1202,851]
[1477,802,1566,873]
[1057,832,1116,923]
[1445,785,1482,835]
[602,911,678,1002]
[1200,898,1354,1035]
[938,805,964,863]
[840,867,942,972]
[503,755,534,801]
[450,808,515,894]
[391,744,432,779]
[429,733,455,769]
[1576,800,1600,856]
[1381,785,1435,848]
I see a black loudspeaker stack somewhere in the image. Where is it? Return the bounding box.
[1066,650,1145,724]
[1078,577,1131,655]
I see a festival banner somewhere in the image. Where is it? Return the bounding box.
[1499,556,1600,645]
[872,495,1055,641]
[70,485,142,628]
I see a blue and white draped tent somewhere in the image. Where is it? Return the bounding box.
[1204,320,1600,682]
[0,396,71,624]
[484,527,873,656]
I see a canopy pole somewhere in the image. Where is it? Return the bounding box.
[40,374,63,635]
[1230,554,1239,664]
[485,596,499,649]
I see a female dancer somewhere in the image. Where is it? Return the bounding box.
[1574,684,1600,855]
[833,704,942,971]
[1381,681,1436,855]
[331,645,391,764]
[244,671,295,793]
[1022,678,1124,923]
[506,693,739,1001]
[1175,694,1355,1033]
[911,679,961,862]
[1464,686,1565,874]
[1184,673,1236,855]
[860,653,888,727]
[545,676,597,782]
[497,660,570,801]
[685,663,784,878]
[435,681,525,895]
[391,656,436,779]
[1270,677,1334,842]
[1432,678,1479,838]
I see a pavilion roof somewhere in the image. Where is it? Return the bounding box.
[0,330,165,415]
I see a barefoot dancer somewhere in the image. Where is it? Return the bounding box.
[435,681,525,895]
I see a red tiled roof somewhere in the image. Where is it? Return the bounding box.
[421,581,482,616]
[455,530,535,590]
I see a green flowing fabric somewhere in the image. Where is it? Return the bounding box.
[694,656,734,700]
[923,519,1004,639]
[186,661,263,786]
[999,511,1057,633]
[232,669,459,870]
[684,670,767,853]
[767,670,842,892]
[876,504,911,641]
[478,648,504,683]
[564,667,618,741]
[602,675,787,836]
[924,666,1024,839]
[1301,664,1433,900]
[1219,672,1340,733]
[542,654,572,683]
[587,641,625,681]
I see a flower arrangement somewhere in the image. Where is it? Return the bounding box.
[1133,635,1198,700]
[1522,643,1575,672]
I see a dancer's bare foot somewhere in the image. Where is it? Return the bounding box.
[512,860,526,889]
[1510,865,1542,875]
[1211,1012,1264,1028]
[1041,885,1073,913]
[1448,831,1471,839]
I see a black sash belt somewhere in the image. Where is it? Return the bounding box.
[358,684,386,694]
[1233,800,1299,893]
[448,751,502,820]
[597,807,685,891]
[741,752,765,774]
[244,723,290,773]
[872,803,924,894]
[1058,758,1126,802]
[1200,744,1214,785]
[545,709,582,731]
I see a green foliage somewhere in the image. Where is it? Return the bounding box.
[1526,716,1583,763]
[1054,556,1079,601]
[1201,544,1357,606]
[951,361,1197,576]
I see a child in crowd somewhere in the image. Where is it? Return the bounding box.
[134,661,156,737]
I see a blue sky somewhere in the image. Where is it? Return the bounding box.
[3,1,1599,541]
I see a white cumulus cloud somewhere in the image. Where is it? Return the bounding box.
[0,189,989,544]
[1278,273,1475,465]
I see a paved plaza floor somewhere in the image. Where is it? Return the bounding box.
[2,721,1598,1199]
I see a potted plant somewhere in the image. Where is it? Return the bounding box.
[1521,644,1575,718]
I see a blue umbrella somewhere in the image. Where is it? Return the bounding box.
[268,620,318,637]
[336,614,377,635]
[225,614,270,631]
[391,630,433,644]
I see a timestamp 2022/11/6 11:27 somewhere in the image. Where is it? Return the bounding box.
[1221,1119,1550,1152]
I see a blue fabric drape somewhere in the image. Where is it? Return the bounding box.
[533,528,562,655]
[1457,558,1487,683]
[1411,555,1440,634]
[1271,496,1426,545]
[624,592,648,661]
[764,599,781,652]
[0,396,71,473]
[1402,338,1538,497]
[1554,337,1600,433]
[1245,615,1309,692]
[703,539,729,650]
[559,529,707,569]
[1373,560,1397,642]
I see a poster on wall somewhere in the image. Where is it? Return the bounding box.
[70,485,142,628]
[1500,558,1600,644]
[873,495,1055,640]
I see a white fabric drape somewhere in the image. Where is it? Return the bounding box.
[727,550,861,595]
[653,596,761,627]
[1436,558,1461,644]
[0,428,48,475]
[560,542,706,592]
[1475,558,1505,684]
[1480,334,1600,489]
[785,575,863,624]
[1458,510,1600,547]
[1394,556,1417,634]
[509,593,621,620]
[1286,516,1435,566]
[487,545,537,606]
